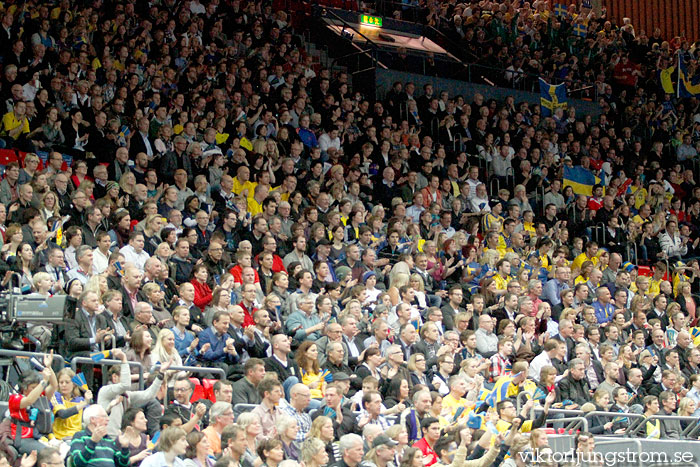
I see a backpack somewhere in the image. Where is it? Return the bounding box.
[0,419,19,466]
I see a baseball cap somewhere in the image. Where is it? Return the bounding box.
[372,434,398,449]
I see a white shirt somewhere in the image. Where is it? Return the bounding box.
[119,244,150,272]
[93,248,110,274]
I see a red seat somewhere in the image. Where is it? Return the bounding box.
[638,266,652,277]
[202,379,217,402]
[189,378,204,403]
[0,149,18,166]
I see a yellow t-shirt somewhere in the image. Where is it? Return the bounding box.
[51,393,84,440]
[301,370,326,399]
[571,253,598,272]
[441,394,469,421]
[2,112,29,136]
[493,273,511,290]
[247,197,263,217]
[232,178,255,196]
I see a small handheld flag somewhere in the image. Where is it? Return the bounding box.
[91,350,111,362]
[72,373,88,391]
[30,357,45,372]
[553,3,567,16]
[114,261,124,277]
[466,412,483,429]
[572,23,587,37]
[539,78,568,117]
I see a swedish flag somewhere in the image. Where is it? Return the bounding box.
[678,55,700,97]
[572,23,587,37]
[553,3,567,16]
[539,78,568,117]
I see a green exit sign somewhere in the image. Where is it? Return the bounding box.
[360,14,382,27]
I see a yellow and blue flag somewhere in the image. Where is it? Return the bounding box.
[90,350,111,362]
[690,327,700,346]
[563,165,600,196]
[553,3,567,16]
[678,55,700,97]
[72,373,88,391]
[539,78,568,117]
[572,23,587,37]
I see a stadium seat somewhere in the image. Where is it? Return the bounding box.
[233,403,258,418]
[638,266,652,277]
[202,378,217,402]
[189,378,204,403]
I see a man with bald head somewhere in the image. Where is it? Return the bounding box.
[265,334,301,392]
[281,383,312,441]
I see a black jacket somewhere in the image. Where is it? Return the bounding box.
[64,309,99,358]
[265,355,301,383]
[557,375,591,406]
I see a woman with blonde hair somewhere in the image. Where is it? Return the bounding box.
[50,367,93,440]
[387,261,412,306]
[301,437,329,467]
[308,416,339,464]
[409,273,427,309]
[678,397,697,429]
[152,328,184,385]
[237,412,263,466]
[40,190,61,221]
[119,171,137,197]
[142,281,174,327]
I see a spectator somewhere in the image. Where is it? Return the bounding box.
[69,404,131,467]
[251,377,284,439]
[140,426,188,467]
[232,358,266,406]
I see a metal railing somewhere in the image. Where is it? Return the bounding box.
[626,414,699,439]
[71,357,144,390]
[551,416,589,432]
[0,349,65,369]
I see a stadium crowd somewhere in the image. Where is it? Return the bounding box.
[2,0,700,466]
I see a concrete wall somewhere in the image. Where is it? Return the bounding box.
[375,68,603,119]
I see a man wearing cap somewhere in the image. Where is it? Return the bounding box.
[312,238,338,282]
[368,435,398,467]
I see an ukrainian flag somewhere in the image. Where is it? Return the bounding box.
[563,165,600,196]
[678,55,700,97]
[539,78,568,117]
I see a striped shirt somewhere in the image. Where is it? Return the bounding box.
[69,428,131,467]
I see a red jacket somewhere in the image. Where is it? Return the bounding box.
[239,301,258,328]
[414,437,438,466]
[191,279,212,311]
